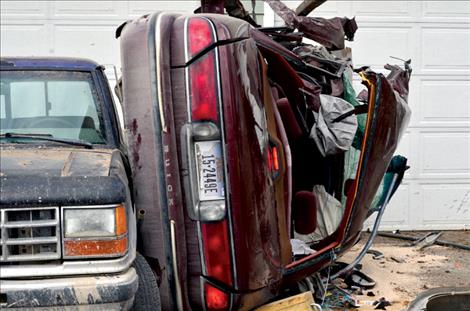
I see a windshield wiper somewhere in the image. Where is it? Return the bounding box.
[0,132,93,149]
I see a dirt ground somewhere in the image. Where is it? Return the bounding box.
[334,230,470,311]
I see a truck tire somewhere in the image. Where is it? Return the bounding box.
[132,253,161,311]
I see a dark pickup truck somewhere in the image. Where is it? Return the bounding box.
[0,57,153,309]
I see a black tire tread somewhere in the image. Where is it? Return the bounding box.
[132,253,161,311]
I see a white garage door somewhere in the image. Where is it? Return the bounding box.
[267,1,470,230]
[1,1,469,230]
[0,0,263,123]
[0,1,202,79]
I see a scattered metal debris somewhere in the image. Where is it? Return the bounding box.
[390,256,405,263]
[412,231,443,250]
[322,285,359,309]
[367,249,385,260]
[378,231,470,251]
[345,270,376,289]
[373,297,392,310]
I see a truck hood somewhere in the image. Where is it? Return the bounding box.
[0,148,127,207]
[0,148,113,177]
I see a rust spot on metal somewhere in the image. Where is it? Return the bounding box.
[131,133,142,170]
[131,119,138,135]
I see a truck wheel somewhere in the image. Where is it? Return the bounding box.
[132,253,161,311]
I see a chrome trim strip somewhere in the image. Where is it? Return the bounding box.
[208,17,239,288]
[170,220,184,311]
[183,16,191,122]
[2,219,58,228]
[0,249,135,278]
[5,236,58,245]
[155,12,167,133]
[1,208,6,262]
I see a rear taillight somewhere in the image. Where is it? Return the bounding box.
[188,18,213,56]
[201,220,232,285]
[188,17,218,122]
[204,282,230,310]
[202,220,232,310]
[186,17,233,310]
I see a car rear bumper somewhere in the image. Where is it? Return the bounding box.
[0,268,138,309]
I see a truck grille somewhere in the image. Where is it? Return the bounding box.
[0,207,61,262]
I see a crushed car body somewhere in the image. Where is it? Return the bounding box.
[116,0,412,309]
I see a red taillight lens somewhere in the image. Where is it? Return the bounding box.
[188,18,213,56]
[201,220,232,285]
[205,283,229,310]
[267,142,281,177]
[188,17,218,122]
[189,53,218,122]
[272,146,279,171]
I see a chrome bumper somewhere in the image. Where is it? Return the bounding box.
[0,268,138,309]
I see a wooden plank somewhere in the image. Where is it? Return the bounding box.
[254,292,320,311]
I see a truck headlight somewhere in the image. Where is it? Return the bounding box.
[62,204,128,258]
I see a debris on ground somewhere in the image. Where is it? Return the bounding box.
[367,249,384,260]
[390,256,405,263]
[345,270,376,289]
[339,230,470,310]
[322,285,359,309]
[373,297,391,310]
[378,231,470,251]
[412,231,443,250]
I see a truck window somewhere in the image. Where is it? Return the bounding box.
[0,71,106,144]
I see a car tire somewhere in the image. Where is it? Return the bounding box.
[132,253,161,311]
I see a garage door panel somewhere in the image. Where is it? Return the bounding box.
[420,79,470,126]
[380,184,411,226]
[395,132,416,179]
[53,24,119,65]
[0,1,48,19]
[420,184,470,226]
[350,26,414,69]
[299,0,347,18]
[128,1,199,16]
[422,1,470,21]
[52,1,122,18]
[407,77,420,127]
[420,132,470,178]
[421,27,470,74]
[351,1,414,20]
[0,24,49,56]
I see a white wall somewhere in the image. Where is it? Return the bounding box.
[0,1,200,80]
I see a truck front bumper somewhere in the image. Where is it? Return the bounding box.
[0,267,138,310]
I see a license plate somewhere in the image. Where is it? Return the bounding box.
[195,141,225,201]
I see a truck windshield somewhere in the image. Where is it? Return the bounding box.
[0,70,106,145]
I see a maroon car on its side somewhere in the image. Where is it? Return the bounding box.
[116,2,411,310]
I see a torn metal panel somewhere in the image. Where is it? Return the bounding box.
[295,0,328,16]
[265,0,357,50]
